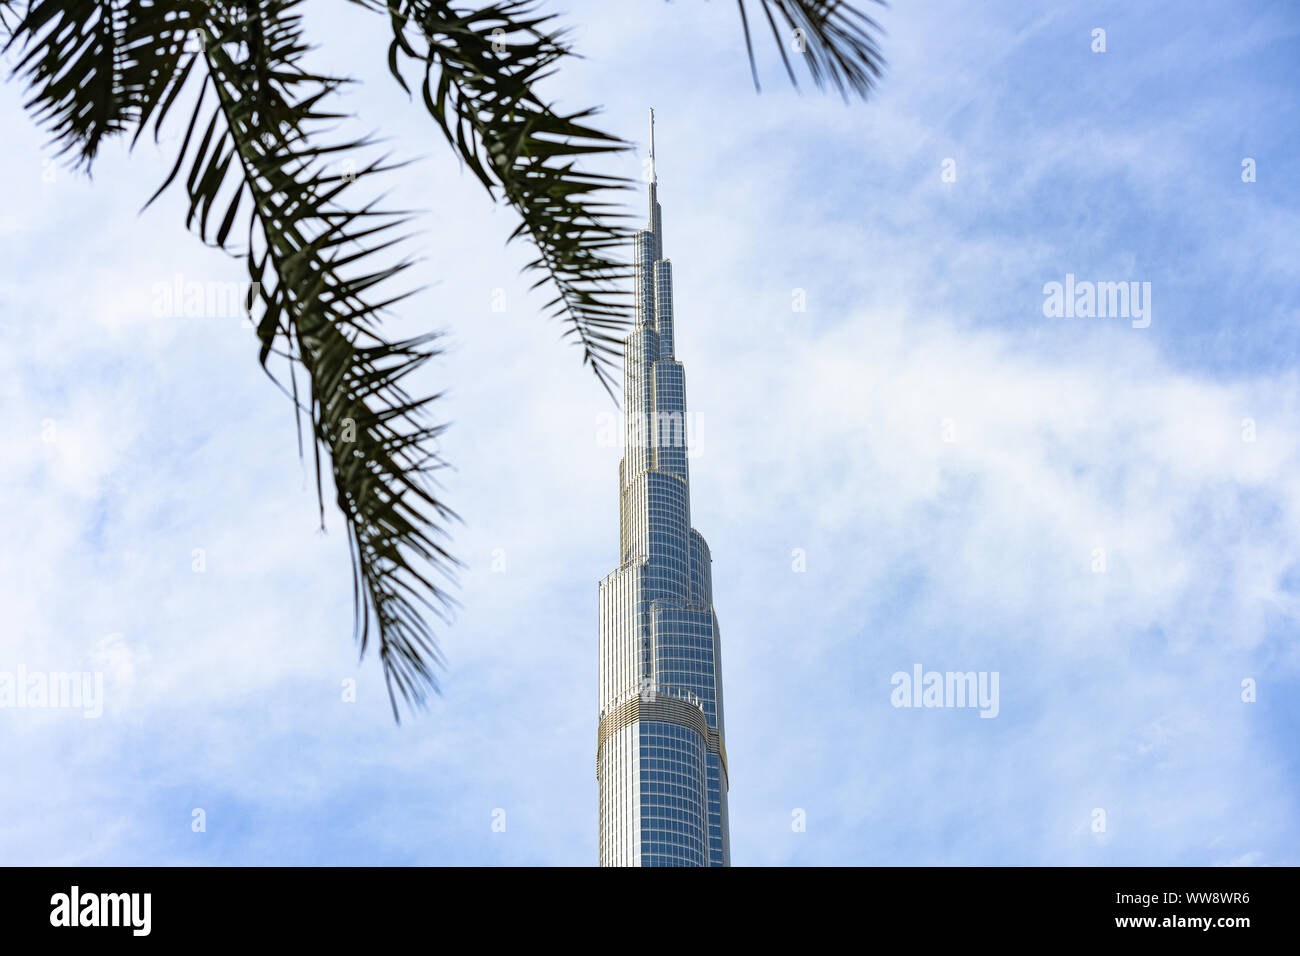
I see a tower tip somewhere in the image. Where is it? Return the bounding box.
[649,108,657,184]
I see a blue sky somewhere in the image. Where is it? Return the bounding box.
[1,0,1298,865]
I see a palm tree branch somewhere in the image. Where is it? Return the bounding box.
[356,0,635,394]
[734,0,887,99]
[3,0,459,719]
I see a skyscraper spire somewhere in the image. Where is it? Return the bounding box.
[646,107,662,257]
[597,113,730,867]
[648,107,657,184]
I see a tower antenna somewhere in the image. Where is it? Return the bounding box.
[649,107,657,183]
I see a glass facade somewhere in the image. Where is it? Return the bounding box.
[597,112,730,867]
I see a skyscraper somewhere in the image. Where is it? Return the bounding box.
[597,111,730,867]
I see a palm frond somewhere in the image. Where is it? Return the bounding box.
[360,0,634,395]
[3,0,457,719]
[6,0,144,165]
[735,0,886,99]
[198,2,459,719]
